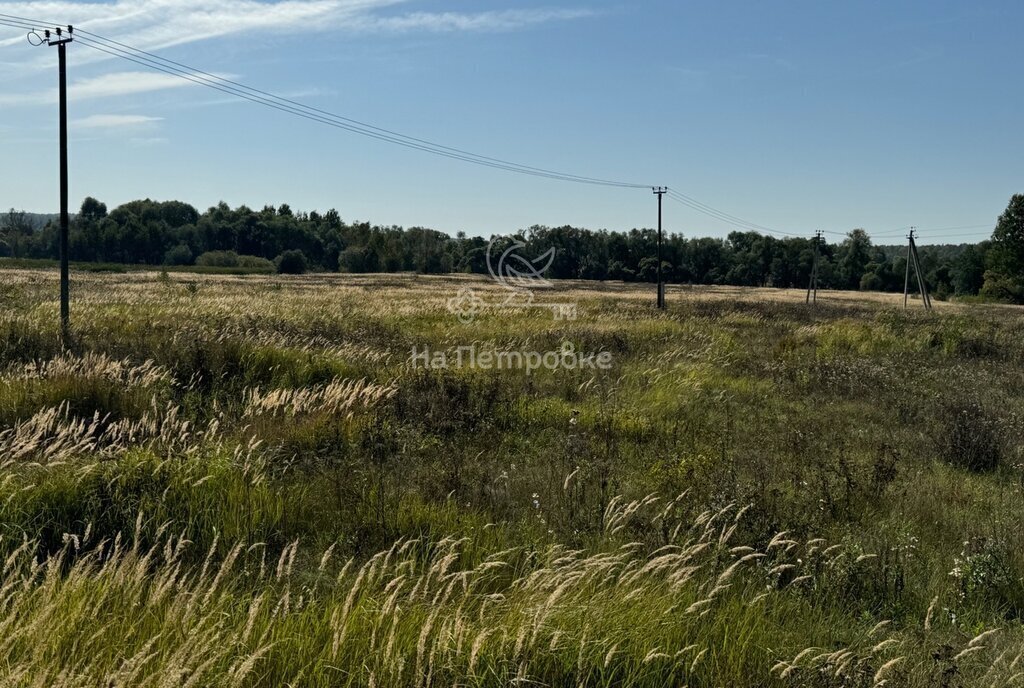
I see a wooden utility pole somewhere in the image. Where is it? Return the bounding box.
[903,228,932,310]
[903,229,912,309]
[806,230,821,304]
[39,26,74,344]
[910,233,932,310]
[653,187,667,309]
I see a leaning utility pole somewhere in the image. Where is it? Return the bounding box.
[903,228,932,310]
[36,26,74,344]
[653,187,667,309]
[806,230,821,304]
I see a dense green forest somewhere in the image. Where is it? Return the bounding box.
[3,193,1023,301]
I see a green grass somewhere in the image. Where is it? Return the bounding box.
[0,269,1022,685]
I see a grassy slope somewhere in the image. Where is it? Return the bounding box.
[0,269,1022,686]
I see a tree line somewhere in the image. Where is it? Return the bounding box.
[2,194,1022,302]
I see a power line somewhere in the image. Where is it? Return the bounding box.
[915,223,993,233]
[0,13,999,245]
[2,15,650,190]
[77,30,651,189]
[665,190,800,237]
[913,236,989,244]
[871,223,992,239]
[3,15,803,243]
[2,13,814,235]
[0,17,40,32]
[667,190,793,235]
[78,38,652,188]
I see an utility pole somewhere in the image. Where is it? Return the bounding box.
[910,229,932,310]
[903,228,932,310]
[653,187,667,309]
[806,230,822,305]
[903,228,913,309]
[36,26,74,344]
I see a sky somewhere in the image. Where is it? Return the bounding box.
[0,0,1021,244]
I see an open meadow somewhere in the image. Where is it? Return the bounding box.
[1,267,1023,686]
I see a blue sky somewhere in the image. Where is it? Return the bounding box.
[0,0,1020,243]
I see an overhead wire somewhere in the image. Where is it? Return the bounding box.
[665,190,801,237]
[916,223,993,233]
[0,12,998,243]
[77,29,652,189]
[4,11,818,233]
[8,14,799,235]
[2,14,650,189]
[82,38,657,188]
[0,17,40,32]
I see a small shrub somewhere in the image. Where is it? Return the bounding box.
[275,249,308,275]
[949,537,1024,619]
[238,255,274,271]
[195,251,272,271]
[195,250,240,268]
[980,271,1024,304]
[163,243,193,266]
[953,335,1000,359]
[936,400,1002,472]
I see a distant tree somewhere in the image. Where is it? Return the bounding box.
[79,197,107,223]
[637,256,659,282]
[1,209,33,258]
[164,243,193,266]
[0,194,995,295]
[275,249,308,274]
[688,237,728,284]
[980,269,1024,303]
[860,271,884,291]
[457,242,488,274]
[159,201,198,228]
[989,195,1024,272]
[981,195,1024,302]
[837,229,872,290]
[606,260,632,282]
[953,243,988,295]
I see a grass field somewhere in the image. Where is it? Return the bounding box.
[1,267,1023,686]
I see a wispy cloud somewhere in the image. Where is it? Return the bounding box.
[0,1,594,55]
[350,8,596,33]
[73,71,216,99]
[0,2,594,110]
[72,113,163,129]
[0,70,226,106]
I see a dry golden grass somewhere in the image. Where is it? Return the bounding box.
[1,266,1023,686]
